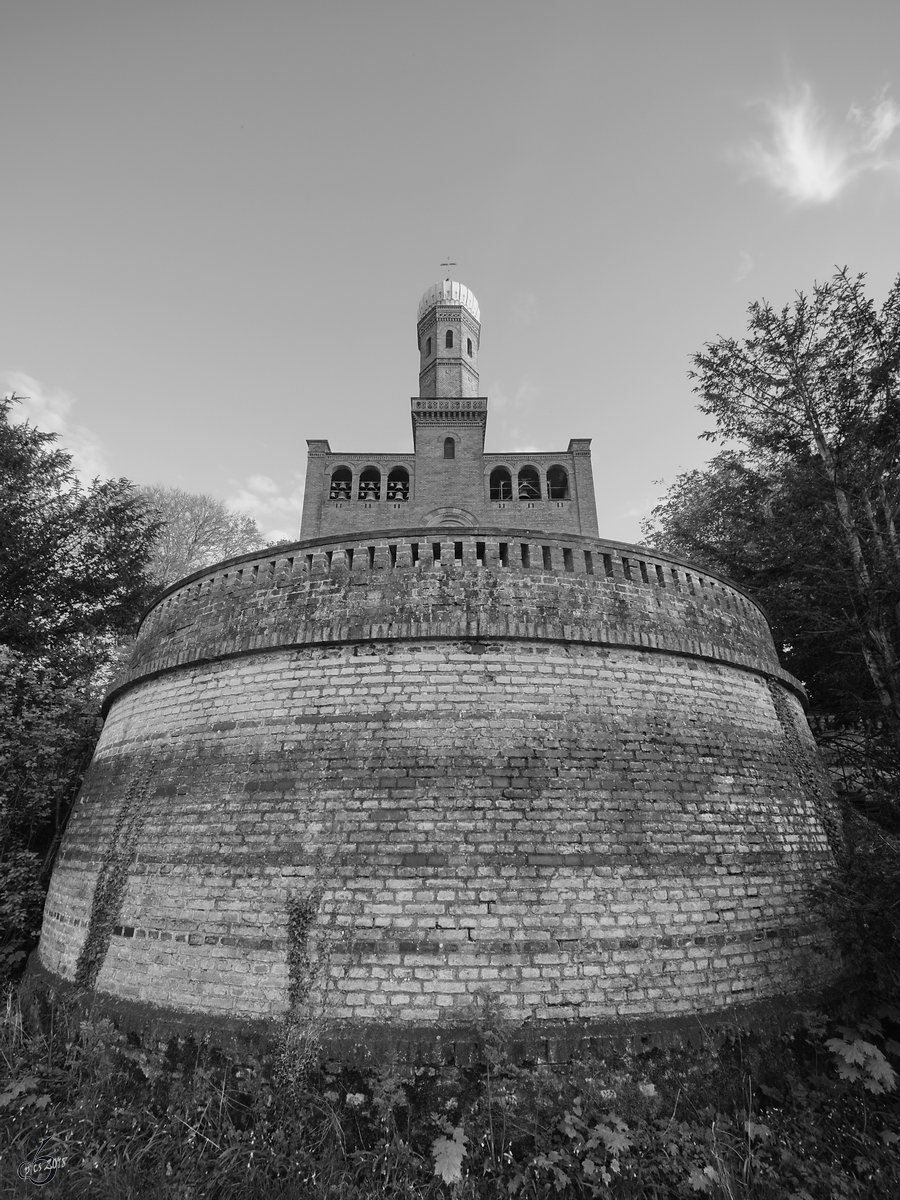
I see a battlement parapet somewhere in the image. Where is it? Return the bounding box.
[113,529,799,713]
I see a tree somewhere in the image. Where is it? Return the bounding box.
[0,395,159,975]
[0,646,100,971]
[137,485,265,588]
[1,397,160,677]
[647,268,900,742]
[645,450,877,726]
[645,272,900,1001]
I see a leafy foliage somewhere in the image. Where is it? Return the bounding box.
[826,1019,898,1094]
[0,397,159,673]
[645,268,900,743]
[813,813,900,1000]
[0,395,158,981]
[1,986,899,1198]
[431,1124,466,1184]
[644,269,900,1019]
[0,647,100,858]
[137,484,265,588]
[644,450,878,726]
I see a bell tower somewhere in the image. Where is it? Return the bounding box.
[411,279,487,477]
[416,278,481,398]
[299,275,597,538]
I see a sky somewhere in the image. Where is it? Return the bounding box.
[2,1,899,543]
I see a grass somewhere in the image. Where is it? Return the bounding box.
[1,984,899,1198]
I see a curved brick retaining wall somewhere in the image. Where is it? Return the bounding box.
[111,529,795,700]
[37,528,841,1046]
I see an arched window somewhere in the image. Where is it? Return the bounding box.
[467,337,473,357]
[444,437,456,460]
[426,337,432,357]
[358,466,381,501]
[329,466,352,501]
[386,466,410,501]
[547,465,570,500]
[518,466,541,500]
[445,329,454,349]
[489,467,512,501]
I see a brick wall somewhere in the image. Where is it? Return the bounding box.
[119,531,792,696]
[300,438,598,539]
[416,305,481,398]
[37,529,840,1038]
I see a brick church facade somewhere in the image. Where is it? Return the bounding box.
[300,278,597,539]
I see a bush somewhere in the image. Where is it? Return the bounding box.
[1,984,898,1199]
[814,803,900,1004]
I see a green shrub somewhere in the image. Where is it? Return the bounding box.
[1,984,898,1199]
[814,805,900,1003]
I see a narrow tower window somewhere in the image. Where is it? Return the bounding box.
[546,465,570,500]
[517,466,541,500]
[445,329,454,348]
[489,467,512,500]
[358,466,381,501]
[329,466,352,501]
[386,466,410,501]
[426,337,432,357]
[467,337,473,356]
[444,437,456,460]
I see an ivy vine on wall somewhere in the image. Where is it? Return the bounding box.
[285,886,324,1010]
[74,763,153,991]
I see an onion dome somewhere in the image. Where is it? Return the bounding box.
[417,279,480,324]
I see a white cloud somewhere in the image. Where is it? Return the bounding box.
[244,473,280,496]
[618,494,659,522]
[737,84,900,204]
[2,370,109,481]
[735,250,754,282]
[852,94,900,151]
[228,470,306,543]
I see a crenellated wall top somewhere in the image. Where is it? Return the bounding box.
[108,528,802,714]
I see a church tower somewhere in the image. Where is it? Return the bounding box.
[410,280,488,524]
[299,277,599,537]
[416,278,481,398]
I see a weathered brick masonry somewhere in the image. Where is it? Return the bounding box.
[36,278,841,1049]
[37,530,841,1039]
[298,277,598,541]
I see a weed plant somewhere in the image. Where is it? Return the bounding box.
[1,984,898,1199]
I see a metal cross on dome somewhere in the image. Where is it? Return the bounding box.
[440,257,456,276]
